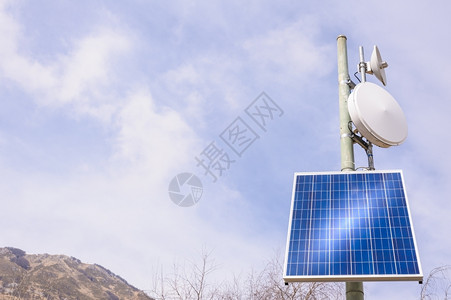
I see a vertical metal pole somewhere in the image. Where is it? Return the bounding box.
[337,35,364,300]
[366,142,375,171]
[358,46,367,83]
[346,282,364,300]
[337,35,355,172]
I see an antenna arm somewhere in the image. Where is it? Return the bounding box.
[348,121,375,170]
[351,132,369,151]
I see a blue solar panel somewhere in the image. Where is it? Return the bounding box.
[283,170,422,282]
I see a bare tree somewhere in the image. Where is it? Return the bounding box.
[149,249,219,300]
[243,252,343,300]
[184,250,219,299]
[149,249,343,300]
[150,264,167,300]
[218,274,245,300]
[420,265,451,300]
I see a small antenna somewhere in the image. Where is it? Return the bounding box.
[367,45,388,85]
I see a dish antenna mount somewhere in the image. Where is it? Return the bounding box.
[357,45,389,85]
[346,43,407,170]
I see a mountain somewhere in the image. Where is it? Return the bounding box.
[0,247,153,300]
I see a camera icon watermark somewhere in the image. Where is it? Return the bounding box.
[168,173,203,207]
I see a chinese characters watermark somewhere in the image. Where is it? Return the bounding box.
[245,94,284,131]
[168,92,283,207]
[219,117,259,157]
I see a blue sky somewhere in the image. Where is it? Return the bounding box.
[1,0,450,298]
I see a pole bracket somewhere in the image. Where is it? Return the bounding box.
[339,77,357,89]
[348,121,375,170]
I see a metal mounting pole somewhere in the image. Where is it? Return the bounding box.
[337,35,364,300]
[358,46,367,83]
[337,35,355,172]
[366,142,375,171]
[346,282,365,300]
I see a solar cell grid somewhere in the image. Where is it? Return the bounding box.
[284,170,422,282]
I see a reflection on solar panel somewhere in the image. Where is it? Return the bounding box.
[283,170,422,282]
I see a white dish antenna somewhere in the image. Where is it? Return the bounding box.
[348,82,407,148]
[366,45,388,85]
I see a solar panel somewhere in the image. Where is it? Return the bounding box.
[283,170,422,282]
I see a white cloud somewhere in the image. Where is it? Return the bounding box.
[57,29,130,103]
[156,53,250,126]
[242,19,334,84]
[0,5,131,123]
[112,87,198,172]
[0,2,57,92]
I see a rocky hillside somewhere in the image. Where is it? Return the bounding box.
[0,247,153,300]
